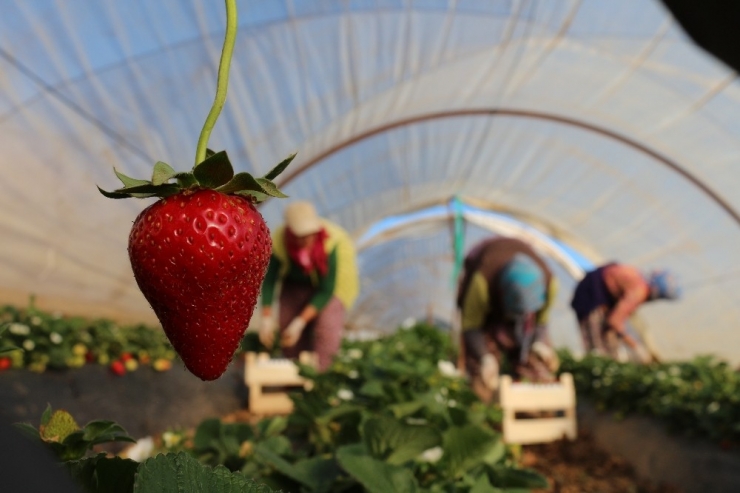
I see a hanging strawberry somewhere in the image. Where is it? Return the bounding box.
[99,0,294,380]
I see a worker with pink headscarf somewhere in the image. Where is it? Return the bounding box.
[259,202,359,371]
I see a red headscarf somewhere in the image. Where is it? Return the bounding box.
[285,227,329,276]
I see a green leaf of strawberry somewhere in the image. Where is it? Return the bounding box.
[96,186,155,200]
[114,168,150,188]
[152,161,178,185]
[216,172,265,194]
[98,150,291,203]
[193,150,234,188]
[256,178,288,198]
[264,152,297,180]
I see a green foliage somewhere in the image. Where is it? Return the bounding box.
[363,415,441,465]
[0,299,176,372]
[65,454,139,493]
[134,452,281,493]
[0,323,21,354]
[99,150,295,202]
[19,324,543,492]
[241,331,281,357]
[15,404,136,461]
[336,444,420,493]
[65,452,282,493]
[193,418,256,471]
[167,323,546,492]
[559,350,740,445]
[17,406,280,493]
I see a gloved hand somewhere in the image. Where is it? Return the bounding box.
[480,354,500,391]
[532,341,560,373]
[258,315,276,349]
[281,317,307,348]
[633,344,653,365]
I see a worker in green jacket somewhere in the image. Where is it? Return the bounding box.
[259,201,359,370]
[457,237,560,403]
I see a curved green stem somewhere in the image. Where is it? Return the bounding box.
[194,0,238,167]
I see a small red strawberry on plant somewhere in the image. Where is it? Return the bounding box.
[98,0,294,381]
[109,360,126,376]
[0,357,11,371]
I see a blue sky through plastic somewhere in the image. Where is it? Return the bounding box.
[358,202,595,272]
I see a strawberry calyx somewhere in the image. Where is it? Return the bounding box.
[98,149,295,203]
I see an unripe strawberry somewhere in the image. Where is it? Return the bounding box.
[9,350,24,368]
[100,150,295,381]
[124,359,139,372]
[153,358,173,372]
[138,351,151,365]
[72,343,88,356]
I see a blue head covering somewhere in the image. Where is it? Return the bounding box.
[648,270,681,300]
[499,253,546,317]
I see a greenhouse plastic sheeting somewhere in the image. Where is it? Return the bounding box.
[2,1,740,361]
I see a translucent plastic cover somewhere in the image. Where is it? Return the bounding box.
[2,1,739,360]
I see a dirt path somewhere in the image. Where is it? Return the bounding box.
[523,431,683,493]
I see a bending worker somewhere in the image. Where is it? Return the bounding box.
[570,263,680,364]
[457,236,559,403]
[259,201,359,371]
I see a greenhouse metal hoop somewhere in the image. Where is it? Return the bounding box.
[271,108,740,228]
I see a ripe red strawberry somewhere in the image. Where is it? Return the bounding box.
[109,360,126,376]
[120,352,134,362]
[100,150,295,381]
[129,189,272,380]
[0,357,11,371]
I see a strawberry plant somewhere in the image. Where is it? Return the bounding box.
[0,300,175,373]
[0,323,21,356]
[97,0,293,381]
[148,323,547,492]
[15,404,137,462]
[559,351,740,446]
[15,405,280,493]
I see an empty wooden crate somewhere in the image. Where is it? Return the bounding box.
[499,372,577,445]
[244,352,317,415]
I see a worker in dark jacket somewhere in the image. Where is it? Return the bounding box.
[570,263,680,363]
[457,236,559,403]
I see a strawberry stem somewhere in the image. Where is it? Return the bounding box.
[194,0,238,167]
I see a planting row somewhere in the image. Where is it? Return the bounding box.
[0,300,176,374]
[559,351,740,447]
[17,323,548,493]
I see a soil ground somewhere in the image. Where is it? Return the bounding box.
[523,431,684,493]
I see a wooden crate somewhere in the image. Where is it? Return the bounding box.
[499,372,577,445]
[244,352,317,415]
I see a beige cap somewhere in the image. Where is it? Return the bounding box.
[284,201,322,236]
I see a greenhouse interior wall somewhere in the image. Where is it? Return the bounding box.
[4,0,740,363]
[6,0,740,491]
